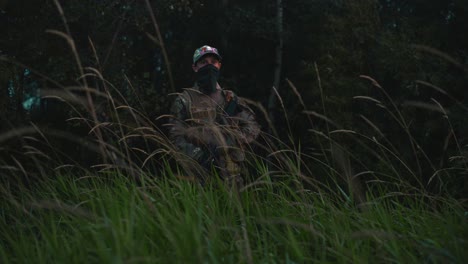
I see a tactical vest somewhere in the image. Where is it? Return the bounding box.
[176,87,248,175]
[181,87,226,126]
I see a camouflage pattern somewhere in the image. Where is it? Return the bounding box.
[193,45,222,64]
[169,84,260,184]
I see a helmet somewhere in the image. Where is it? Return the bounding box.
[193,45,222,64]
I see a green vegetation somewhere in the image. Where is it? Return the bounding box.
[1,1,467,263]
[1,171,466,263]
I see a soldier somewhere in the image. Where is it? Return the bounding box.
[169,45,260,186]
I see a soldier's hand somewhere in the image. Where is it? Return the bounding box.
[185,126,224,147]
[184,127,209,145]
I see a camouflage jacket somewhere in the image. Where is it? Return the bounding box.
[169,84,260,165]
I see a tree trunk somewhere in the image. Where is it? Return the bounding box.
[268,0,283,131]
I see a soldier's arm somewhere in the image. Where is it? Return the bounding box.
[222,90,260,144]
[169,96,204,158]
[235,98,261,144]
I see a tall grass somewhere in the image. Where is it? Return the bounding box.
[1,172,466,263]
[1,1,467,263]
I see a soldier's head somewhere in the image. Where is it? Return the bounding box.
[192,45,222,94]
[192,45,222,72]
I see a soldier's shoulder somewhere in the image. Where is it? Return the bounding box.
[222,89,237,95]
[171,87,195,102]
[169,88,193,113]
[222,89,238,103]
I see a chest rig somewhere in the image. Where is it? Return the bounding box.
[182,88,226,125]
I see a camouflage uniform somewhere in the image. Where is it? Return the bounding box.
[169,83,260,184]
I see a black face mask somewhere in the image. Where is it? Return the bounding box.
[196,64,219,95]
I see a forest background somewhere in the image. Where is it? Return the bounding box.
[1,0,467,196]
[1,0,468,262]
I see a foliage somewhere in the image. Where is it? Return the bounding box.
[0,1,467,261]
[0,0,467,191]
[1,172,466,263]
